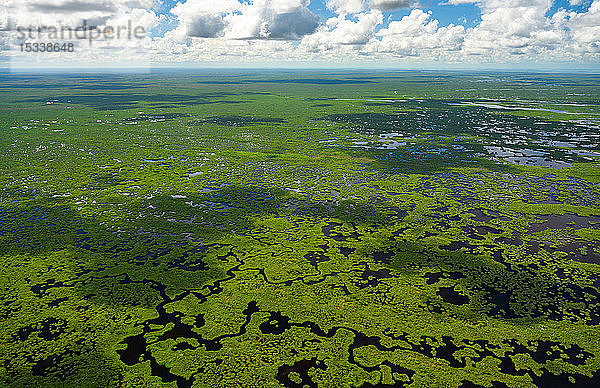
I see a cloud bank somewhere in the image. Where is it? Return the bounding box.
[2,0,599,68]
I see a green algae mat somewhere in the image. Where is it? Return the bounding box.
[1,70,600,387]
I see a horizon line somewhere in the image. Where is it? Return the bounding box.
[3,66,600,76]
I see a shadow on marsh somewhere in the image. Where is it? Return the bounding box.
[3,184,600,386]
[3,184,598,323]
[373,236,600,326]
[0,347,122,388]
[0,199,235,386]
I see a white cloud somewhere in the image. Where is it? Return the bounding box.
[374,9,464,55]
[172,0,319,40]
[170,0,240,38]
[445,0,598,60]
[457,0,565,57]
[300,10,383,50]
[103,6,160,31]
[444,0,477,5]
[326,0,411,14]
[368,0,411,10]
[564,0,600,53]
[326,0,365,15]
[0,0,153,28]
[226,0,319,40]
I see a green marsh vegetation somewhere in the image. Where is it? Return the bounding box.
[0,70,599,387]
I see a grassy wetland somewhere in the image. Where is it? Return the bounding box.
[1,70,600,387]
